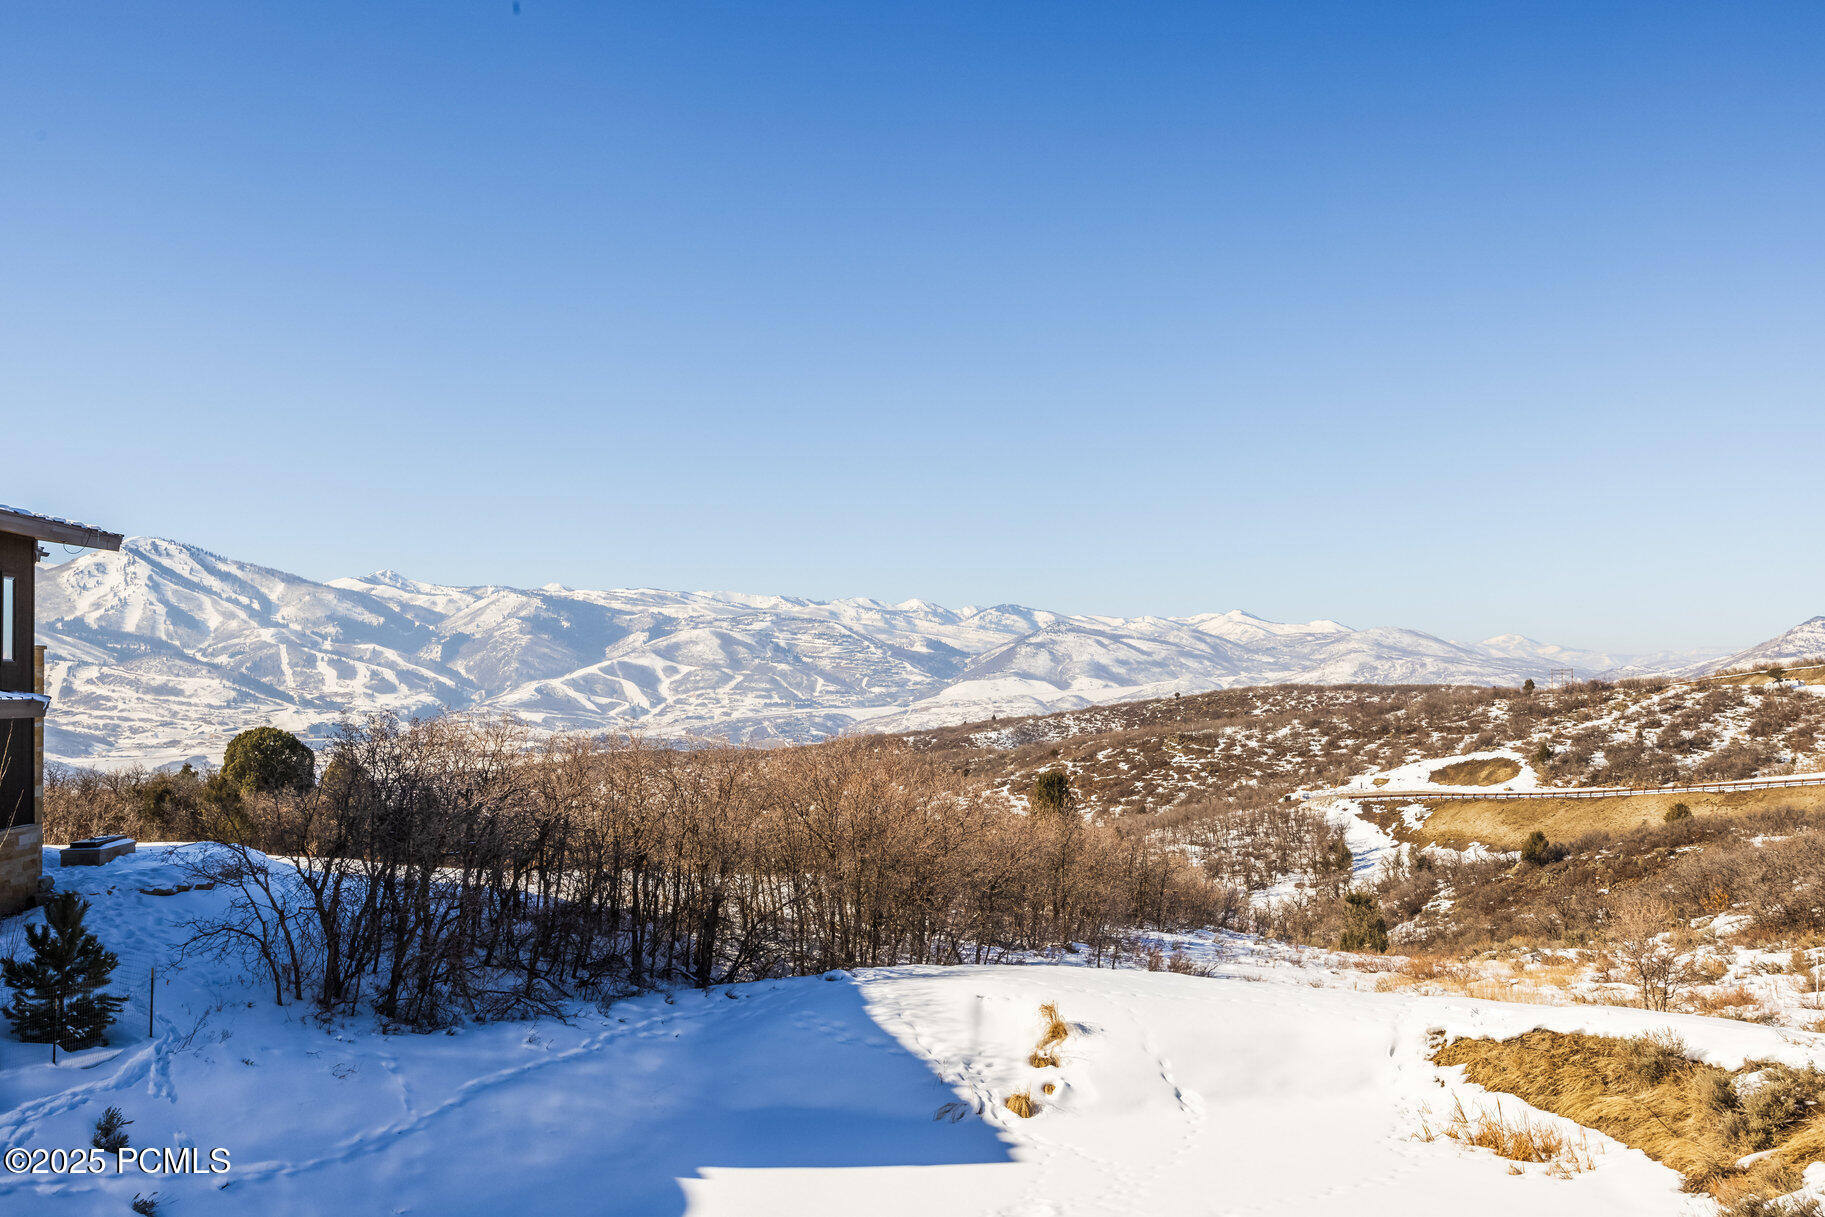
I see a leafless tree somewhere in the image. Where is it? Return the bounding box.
[1606,891,1695,1012]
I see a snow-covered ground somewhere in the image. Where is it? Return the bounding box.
[8,847,1813,1215]
[1335,749,1544,795]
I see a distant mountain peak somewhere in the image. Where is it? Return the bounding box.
[1703,616,1825,673]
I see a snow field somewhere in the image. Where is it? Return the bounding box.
[8,848,1810,1215]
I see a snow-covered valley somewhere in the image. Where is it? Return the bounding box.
[39,538,1726,768]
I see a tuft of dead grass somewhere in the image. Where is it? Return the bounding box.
[1435,1028,1825,1203]
[1003,1090,1037,1118]
[1024,1002,1071,1069]
[1420,1096,1593,1175]
[1683,985,1775,1023]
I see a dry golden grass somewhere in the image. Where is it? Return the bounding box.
[1695,955,1733,984]
[1399,952,1469,980]
[1372,953,1587,1006]
[1466,980,1568,1004]
[1374,972,1571,1004]
[1420,1096,1592,1174]
[1429,757,1524,787]
[1435,1029,1825,1203]
[1683,985,1772,1022]
[1041,1082,1057,1096]
[1023,1003,1071,1069]
[1416,785,1825,851]
[1525,959,1590,988]
[1003,1090,1037,1118]
[1704,663,1825,688]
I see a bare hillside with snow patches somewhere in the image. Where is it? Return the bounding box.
[39,537,1725,767]
[1702,615,1825,674]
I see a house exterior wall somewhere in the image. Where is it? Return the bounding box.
[0,532,45,914]
[35,644,44,827]
[1,530,40,831]
[0,531,35,696]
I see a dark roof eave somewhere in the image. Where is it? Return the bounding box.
[0,694,47,720]
[0,506,123,551]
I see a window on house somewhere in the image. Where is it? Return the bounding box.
[1,575,12,663]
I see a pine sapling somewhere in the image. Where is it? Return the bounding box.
[1,892,128,1058]
[92,1105,133,1152]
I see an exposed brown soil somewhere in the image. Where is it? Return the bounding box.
[1429,757,1523,786]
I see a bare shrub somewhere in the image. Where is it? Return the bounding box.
[1606,893,1697,1012]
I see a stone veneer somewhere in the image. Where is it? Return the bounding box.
[0,821,42,915]
[0,644,46,915]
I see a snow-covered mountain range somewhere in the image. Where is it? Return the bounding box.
[1701,615,1825,674]
[39,537,1726,767]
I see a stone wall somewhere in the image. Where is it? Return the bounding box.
[0,820,42,915]
[1,644,46,914]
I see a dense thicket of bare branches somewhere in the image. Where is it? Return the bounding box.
[45,763,217,844]
[1168,797,1349,893]
[1256,805,1825,957]
[152,715,1233,1026]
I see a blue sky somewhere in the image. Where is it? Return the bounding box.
[4,3,1822,654]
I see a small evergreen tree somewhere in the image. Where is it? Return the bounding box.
[1533,742,1553,765]
[1,893,127,1056]
[221,726,316,793]
[1520,829,1552,866]
[1665,802,1692,823]
[1338,890,1388,954]
[1030,770,1073,816]
[92,1106,133,1151]
[1522,678,1536,694]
